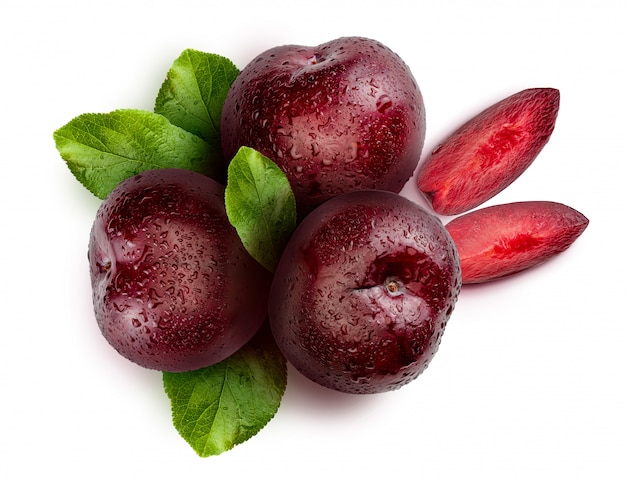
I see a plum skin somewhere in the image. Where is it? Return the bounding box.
[221,36,426,217]
[268,190,462,394]
[88,168,272,372]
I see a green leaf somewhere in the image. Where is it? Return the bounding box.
[155,49,239,145]
[225,146,297,272]
[162,326,287,458]
[53,109,219,199]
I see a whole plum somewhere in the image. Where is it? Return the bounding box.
[221,36,425,216]
[88,168,272,372]
[268,190,461,394]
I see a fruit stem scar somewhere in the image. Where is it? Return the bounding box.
[98,259,112,273]
[384,277,405,297]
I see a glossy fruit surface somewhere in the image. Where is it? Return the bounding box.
[221,36,425,216]
[445,201,589,283]
[416,88,560,216]
[269,190,461,394]
[88,168,271,372]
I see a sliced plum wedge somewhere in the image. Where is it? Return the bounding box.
[417,88,560,216]
[445,201,589,284]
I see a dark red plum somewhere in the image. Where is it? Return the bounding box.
[268,191,461,394]
[88,168,271,372]
[221,37,425,217]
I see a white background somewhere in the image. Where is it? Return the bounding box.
[2,0,624,477]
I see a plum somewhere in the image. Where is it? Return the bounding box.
[221,36,425,217]
[88,168,272,372]
[416,88,560,216]
[268,190,461,394]
[445,201,589,283]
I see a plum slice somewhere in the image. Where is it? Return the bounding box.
[416,88,560,216]
[445,201,589,284]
